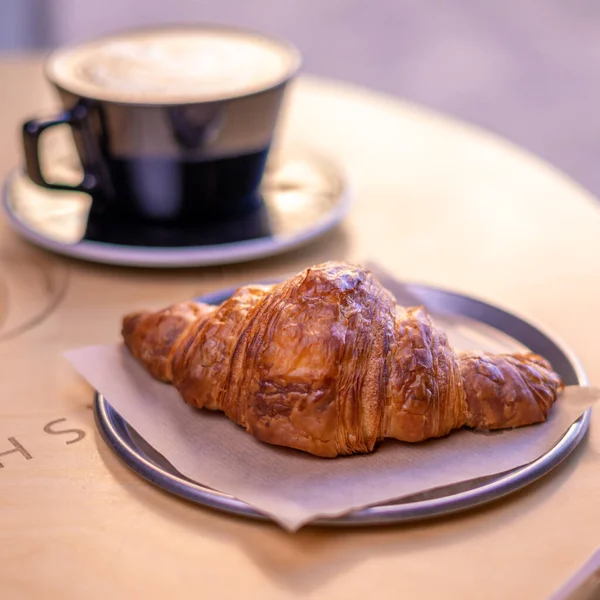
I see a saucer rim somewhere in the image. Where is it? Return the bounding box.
[2,164,351,268]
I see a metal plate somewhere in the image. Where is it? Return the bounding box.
[2,149,349,268]
[95,281,590,526]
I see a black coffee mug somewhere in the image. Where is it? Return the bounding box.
[22,26,301,226]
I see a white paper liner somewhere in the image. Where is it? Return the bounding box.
[66,344,596,531]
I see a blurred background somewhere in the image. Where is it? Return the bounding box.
[1,0,597,197]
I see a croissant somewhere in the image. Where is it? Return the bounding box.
[122,262,563,457]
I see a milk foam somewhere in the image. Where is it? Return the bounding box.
[47,28,299,103]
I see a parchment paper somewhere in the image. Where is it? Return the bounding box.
[65,342,597,531]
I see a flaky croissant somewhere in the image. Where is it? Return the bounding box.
[122,262,563,457]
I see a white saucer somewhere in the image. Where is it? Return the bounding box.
[2,150,350,268]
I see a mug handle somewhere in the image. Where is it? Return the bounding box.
[22,102,98,194]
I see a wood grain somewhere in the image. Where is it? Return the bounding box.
[1,57,600,599]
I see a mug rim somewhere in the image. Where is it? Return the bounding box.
[43,23,303,107]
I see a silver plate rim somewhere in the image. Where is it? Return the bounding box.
[94,282,590,527]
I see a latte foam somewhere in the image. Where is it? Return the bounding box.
[46,27,300,104]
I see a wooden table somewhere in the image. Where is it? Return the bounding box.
[1,57,600,600]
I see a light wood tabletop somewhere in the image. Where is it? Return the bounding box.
[1,57,600,600]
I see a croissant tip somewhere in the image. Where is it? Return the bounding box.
[121,310,147,340]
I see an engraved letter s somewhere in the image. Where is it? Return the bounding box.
[43,419,86,445]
